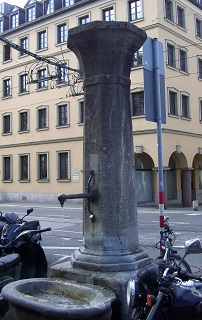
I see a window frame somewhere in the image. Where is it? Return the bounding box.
[166,42,177,69]
[19,73,29,94]
[27,6,36,22]
[37,68,48,90]
[168,88,179,117]
[131,90,145,117]
[78,14,90,25]
[2,155,12,182]
[37,29,47,51]
[102,6,115,21]
[18,109,29,133]
[164,0,173,22]
[19,36,28,57]
[196,17,202,39]
[56,102,70,127]
[128,0,142,22]
[2,112,12,135]
[11,13,19,28]
[2,77,12,98]
[78,100,84,124]
[57,150,70,181]
[64,0,74,7]
[198,58,202,79]
[179,48,188,73]
[57,22,67,44]
[176,5,186,29]
[181,92,190,119]
[199,99,202,122]
[37,152,49,181]
[18,153,30,182]
[36,106,48,130]
[57,65,68,85]
[132,47,143,68]
[3,44,11,62]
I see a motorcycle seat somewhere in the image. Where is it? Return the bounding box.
[0,253,20,273]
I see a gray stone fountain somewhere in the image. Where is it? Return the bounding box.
[2,21,151,320]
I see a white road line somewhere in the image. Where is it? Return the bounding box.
[43,246,79,249]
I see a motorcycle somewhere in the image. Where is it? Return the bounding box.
[127,238,202,320]
[0,252,20,318]
[0,208,50,279]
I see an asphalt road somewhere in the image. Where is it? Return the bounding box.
[0,202,201,274]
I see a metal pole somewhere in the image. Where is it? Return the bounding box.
[153,38,164,254]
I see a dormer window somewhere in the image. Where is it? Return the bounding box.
[64,0,74,7]
[0,20,3,33]
[47,0,54,14]
[27,6,35,22]
[11,13,19,28]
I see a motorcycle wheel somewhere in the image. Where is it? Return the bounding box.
[34,243,48,278]
[165,254,192,273]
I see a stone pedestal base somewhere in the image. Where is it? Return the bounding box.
[50,253,151,320]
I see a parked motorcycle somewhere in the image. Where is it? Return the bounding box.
[0,208,50,279]
[0,253,20,318]
[127,238,202,320]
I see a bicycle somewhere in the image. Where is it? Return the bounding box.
[155,216,192,273]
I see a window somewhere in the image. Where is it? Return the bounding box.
[196,18,202,38]
[78,15,90,25]
[198,59,202,79]
[47,0,54,14]
[27,6,36,22]
[37,69,47,89]
[3,45,11,62]
[78,101,84,124]
[11,13,19,28]
[2,113,11,134]
[167,43,176,68]
[57,103,69,126]
[57,66,68,84]
[177,6,185,28]
[169,90,178,116]
[179,49,187,72]
[165,0,173,21]
[38,30,47,50]
[64,0,74,7]
[20,37,28,56]
[181,94,190,118]
[19,110,29,132]
[37,107,48,129]
[19,154,29,181]
[57,23,67,43]
[2,156,12,181]
[19,74,28,94]
[200,100,202,122]
[102,7,114,21]
[3,78,11,97]
[132,47,143,68]
[128,0,142,21]
[57,151,70,180]
[131,91,144,116]
[38,153,48,180]
[0,20,3,33]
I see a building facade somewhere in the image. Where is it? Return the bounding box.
[0,0,201,206]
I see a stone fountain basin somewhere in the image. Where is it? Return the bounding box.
[2,278,116,320]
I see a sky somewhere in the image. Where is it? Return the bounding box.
[2,0,29,8]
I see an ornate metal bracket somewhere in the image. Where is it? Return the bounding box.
[58,170,98,222]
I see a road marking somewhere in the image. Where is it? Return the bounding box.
[186,213,202,216]
[43,246,79,249]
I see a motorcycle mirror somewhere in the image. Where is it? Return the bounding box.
[27,208,33,215]
[184,238,202,255]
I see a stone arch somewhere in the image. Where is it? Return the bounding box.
[167,152,191,206]
[192,153,202,203]
[135,152,154,203]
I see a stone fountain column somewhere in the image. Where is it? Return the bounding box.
[51,21,151,320]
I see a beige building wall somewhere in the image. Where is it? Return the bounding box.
[0,0,201,205]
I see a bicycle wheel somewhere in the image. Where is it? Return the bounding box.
[166,254,192,273]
